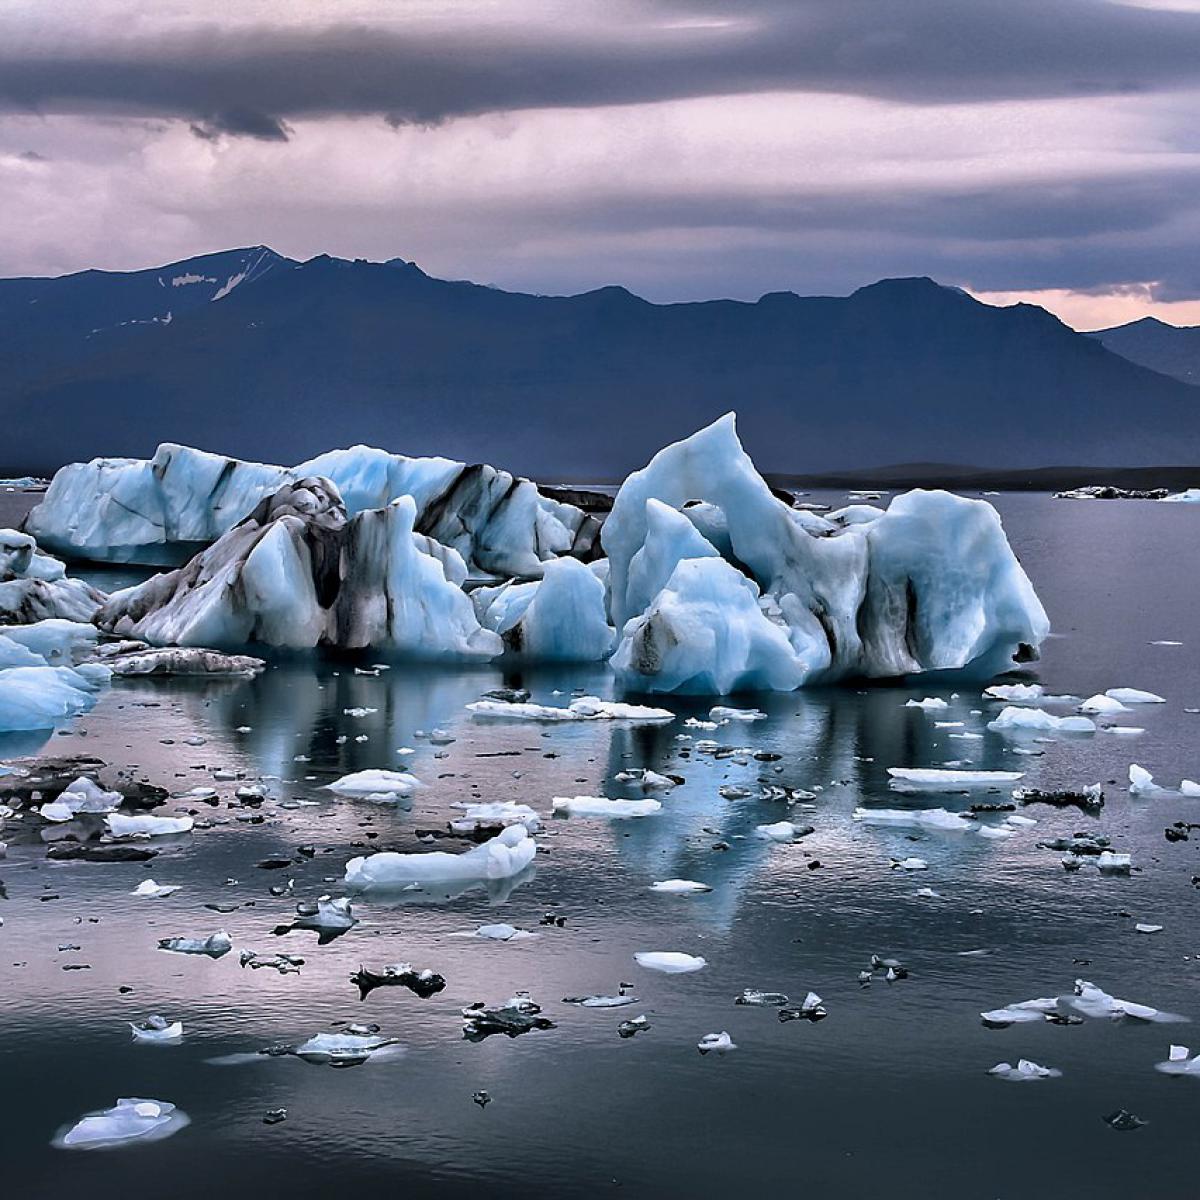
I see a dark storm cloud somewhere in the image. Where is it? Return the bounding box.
[2,1,1200,134]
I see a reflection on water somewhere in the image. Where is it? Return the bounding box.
[4,492,1200,1198]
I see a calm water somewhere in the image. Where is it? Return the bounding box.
[3,492,1200,1199]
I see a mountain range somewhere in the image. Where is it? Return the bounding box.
[1089,317,1200,386]
[3,247,1199,480]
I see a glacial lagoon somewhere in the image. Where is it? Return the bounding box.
[3,491,1200,1198]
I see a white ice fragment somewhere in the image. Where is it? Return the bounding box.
[452,923,537,942]
[324,769,422,802]
[467,695,673,722]
[344,824,536,889]
[634,951,707,974]
[157,931,232,957]
[891,856,929,871]
[987,706,1095,735]
[709,705,767,722]
[983,683,1044,703]
[988,1059,1061,1081]
[1097,851,1132,873]
[54,1098,189,1149]
[697,1031,736,1055]
[131,879,180,898]
[755,820,803,841]
[448,801,541,834]
[105,812,193,837]
[650,879,712,894]
[38,775,123,822]
[552,796,662,819]
[129,1016,183,1043]
[906,697,948,710]
[1135,923,1164,934]
[852,806,974,832]
[1129,764,1161,795]
[1080,694,1128,715]
[1106,688,1165,705]
[887,767,1023,792]
[1182,780,1200,798]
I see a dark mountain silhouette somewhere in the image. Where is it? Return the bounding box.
[1089,316,1200,386]
[2,249,1198,479]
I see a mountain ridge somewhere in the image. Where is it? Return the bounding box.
[2,250,1198,478]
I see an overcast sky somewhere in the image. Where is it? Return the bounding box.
[3,0,1200,329]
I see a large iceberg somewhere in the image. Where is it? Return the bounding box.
[604,414,1048,692]
[25,442,600,578]
[96,480,502,658]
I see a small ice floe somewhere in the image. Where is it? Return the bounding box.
[467,695,673,722]
[1097,850,1132,873]
[352,963,446,1000]
[697,1031,736,1055]
[988,1059,1061,1082]
[293,1028,401,1066]
[1136,923,1163,934]
[613,768,679,791]
[618,1015,651,1038]
[853,806,973,832]
[650,879,712,894]
[887,767,1023,793]
[451,923,537,942]
[449,801,541,835]
[1150,640,1183,647]
[635,951,707,974]
[157,931,232,958]
[915,887,941,899]
[891,857,928,871]
[1129,765,1163,796]
[552,796,661,818]
[1107,688,1165,705]
[105,813,193,838]
[273,897,357,944]
[563,993,639,1008]
[1080,694,1128,715]
[735,989,789,1007]
[130,879,180,899]
[53,1098,189,1150]
[779,992,828,1023]
[1104,1109,1148,1131]
[907,697,949,711]
[344,825,536,890]
[755,820,809,842]
[984,683,1044,703]
[343,707,377,718]
[709,706,766,722]
[240,951,303,975]
[867,954,908,982]
[1183,780,1200,798]
[461,995,555,1041]
[324,769,422,803]
[1068,980,1186,1023]
[129,1015,183,1043]
[39,776,122,822]
[981,998,1060,1027]
[987,707,1095,735]
[1155,1044,1200,1077]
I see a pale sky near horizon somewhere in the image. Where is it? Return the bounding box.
[3,0,1200,330]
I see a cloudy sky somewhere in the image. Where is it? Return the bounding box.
[3,0,1200,329]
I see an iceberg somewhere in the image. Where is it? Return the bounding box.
[96,482,502,658]
[25,441,600,578]
[0,529,106,625]
[0,662,110,732]
[603,415,1048,693]
[53,1098,190,1150]
[987,706,1096,735]
[344,824,536,889]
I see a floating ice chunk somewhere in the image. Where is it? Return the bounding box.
[1182,780,1200,798]
[1136,923,1163,934]
[1080,694,1128,715]
[461,997,556,1040]
[887,767,1023,792]
[344,824,536,890]
[624,497,722,620]
[54,1098,190,1150]
[915,887,941,898]
[325,769,422,802]
[983,683,1044,703]
[449,801,542,835]
[650,879,712,894]
[980,998,1060,1027]
[351,964,445,1000]
[293,1031,401,1065]
[0,663,110,732]
[39,775,123,822]
[1106,688,1165,705]
[129,1015,183,1043]
[274,896,357,941]
[106,812,193,837]
[906,697,949,710]
[852,806,974,832]
[104,646,265,677]
[1068,980,1185,1022]
[452,923,537,942]
[157,931,232,957]
[635,951,707,974]
[1129,765,1162,796]
[563,994,639,1008]
[131,879,180,899]
[1155,1045,1200,1076]
[467,695,673,722]
[1097,851,1132,873]
[735,989,789,1007]
[755,820,804,841]
[613,768,678,790]
[552,796,662,818]
[697,1031,736,1055]
[987,706,1095,735]
[709,706,766,722]
[891,856,928,871]
[988,1059,1061,1082]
